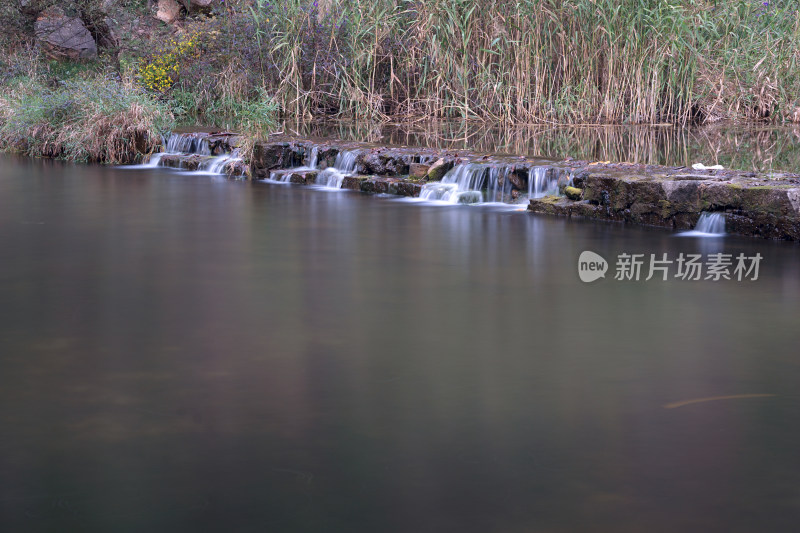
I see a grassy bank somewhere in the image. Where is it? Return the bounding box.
[0,74,173,163]
[1,0,800,162]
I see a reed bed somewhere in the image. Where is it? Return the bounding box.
[230,0,800,124]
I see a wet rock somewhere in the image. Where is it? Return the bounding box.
[359,177,420,197]
[528,162,800,240]
[342,176,369,190]
[205,132,239,155]
[226,159,249,178]
[250,142,305,178]
[409,163,430,178]
[565,186,583,201]
[289,170,318,185]
[267,169,317,184]
[426,158,453,181]
[316,147,340,168]
[360,177,391,194]
[35,7,98,61]
[356,151,410,175]
[507,168,526,190]
[391,180,422,197]
[159,154,212,170]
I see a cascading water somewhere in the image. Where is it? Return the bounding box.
[193,152,242,176]
[334,150,358,172]
[121,134,172,169]
[528,167,558,198]
[678,212,726,237]
[124,132,239,175]
[265,145,331,184]
[485,166,513,203]
[420,163,558,205]
[128,134,557,203]
[419,164,489,204]
[268,170,290,183]
[314,150,360,189]
[695,213,726,234]
[143,153,165,168]
[307,146,319,169]
[165,133,211,155]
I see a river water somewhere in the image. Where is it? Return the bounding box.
[2,155,800,532]
[264,121,800,174]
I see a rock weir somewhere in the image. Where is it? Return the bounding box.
[143,132,800,241]
[527,163,800,241]
[249,137,567,201]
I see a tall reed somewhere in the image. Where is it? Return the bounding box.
[236,0,800,124]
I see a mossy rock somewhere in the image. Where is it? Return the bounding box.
[426,158,453,181]
[565,186,583,201]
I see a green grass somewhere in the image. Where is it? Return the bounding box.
[0,72,174,163]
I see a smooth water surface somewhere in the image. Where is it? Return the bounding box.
[266,120,800,173]
[2,156,800,532]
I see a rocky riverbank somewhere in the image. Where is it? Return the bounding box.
[142,131,800,242]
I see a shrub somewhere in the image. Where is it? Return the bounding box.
[138,31,202,93]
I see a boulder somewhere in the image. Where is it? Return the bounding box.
[426,158,453,181]
[409,163,430,179]
[288,170,318,185]
[316,147,340,168]
[564,186,583,201]
[250,142,305,178]
[356,150,410,175]
[156,0,184,24]
[35,7,98,61]
[507,169,526,190]
[180,0,215,12]
[342,176,370,191]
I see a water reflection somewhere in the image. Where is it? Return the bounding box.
[1,157,800,531]
[269,119,800,173]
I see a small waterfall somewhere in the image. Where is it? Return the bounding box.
[313,150,360,189]
[269,170,292,183]
[265,145,324,183]
[485,166,513,203]
[307,146,319,169]
[695,213,725,234]
[679,212,726,237]
[124,132,238,175]
[165,133,211,155]
[528,167,558,198]
[142,152,164,168]
[419,164,488,204]
[195,153,241,175]
[334,150,358,172]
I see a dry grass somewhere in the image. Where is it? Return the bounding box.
[0,72,174,163]
[232,0,800,125]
